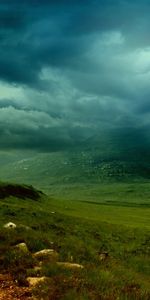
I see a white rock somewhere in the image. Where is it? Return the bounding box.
[56,262,84,269]
[34,249,54,256]
[27,276,48,287]
[14,243,29,253]
[3,222,17,229]
[33,249,58,261]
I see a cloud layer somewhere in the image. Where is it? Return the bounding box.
[0,0,150,151]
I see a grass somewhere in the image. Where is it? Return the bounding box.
[0,182,149,299]
[0,147,150,192]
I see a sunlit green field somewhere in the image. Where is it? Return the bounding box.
[47,198,150,229]
[0,182,150,299]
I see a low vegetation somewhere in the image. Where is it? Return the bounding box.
[0,183,43,200]
[0,182,149,299]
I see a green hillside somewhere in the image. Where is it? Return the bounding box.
[0,183,149,299]
[0,149,149,194]
[0,129,150,190]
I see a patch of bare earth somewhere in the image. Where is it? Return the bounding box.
[0,274,32,300]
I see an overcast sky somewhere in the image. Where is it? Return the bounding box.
[0,0,150,151]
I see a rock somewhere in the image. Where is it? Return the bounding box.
[56,262,84,269]
[3,222,17,229]
[14,243,29,253]
[33,249,58,262]
[99,252,109,261]
[27,276,48,287]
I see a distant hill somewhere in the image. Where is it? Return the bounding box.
[0,127,149,190]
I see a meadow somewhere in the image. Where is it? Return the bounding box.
[0,182,149,299]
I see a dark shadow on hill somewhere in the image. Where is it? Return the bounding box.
[0,183,44,200]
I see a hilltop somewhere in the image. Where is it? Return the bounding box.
[0,183,43,201]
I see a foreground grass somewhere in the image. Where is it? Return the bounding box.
[0,184,150,299]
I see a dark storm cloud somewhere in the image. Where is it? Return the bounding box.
[0,0,149,85]
[0,10,25,29]
[0,0,150,151]
[0,98,20,109]
[0,103,95,151]
[0,1,129,83]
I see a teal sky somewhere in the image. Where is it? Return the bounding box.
[0,0,150,151]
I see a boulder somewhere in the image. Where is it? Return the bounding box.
[33,249,58,262]
[27,276,48,287]
[56,262,84,269]
[14,243,29,253]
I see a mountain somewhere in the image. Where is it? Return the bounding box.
[0,127,149,191]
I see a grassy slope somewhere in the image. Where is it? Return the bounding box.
[0,134,150,192]
[0,183,149,299]
[0,127,150,193]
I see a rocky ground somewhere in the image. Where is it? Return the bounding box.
[0,224,84,300]
[0,274,32,300]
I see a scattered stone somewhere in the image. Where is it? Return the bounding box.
[27,276,48,287]
[3,222,17,229]
[99,252,109,261]
[33,249,58,262]
[14,243,29,253]
[56,262,84,269]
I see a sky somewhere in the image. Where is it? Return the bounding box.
[0,0,150,152]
